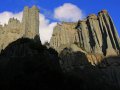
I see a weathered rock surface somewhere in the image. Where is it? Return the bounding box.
[50,22,79,52]
[50,10,120,64]
[0,6,120,90]
[0,6,40,52]
[22,6,39,39]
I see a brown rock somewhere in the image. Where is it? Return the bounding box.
[50,22,79,52]
[50,9,120,65]
[0,6,40,51]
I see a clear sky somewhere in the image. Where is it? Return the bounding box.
[0,0,120,43]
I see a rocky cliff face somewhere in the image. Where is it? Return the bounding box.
[50,22,79,52]
[0,6,120,90]
[0,6,40,52]
[50,10,120,65]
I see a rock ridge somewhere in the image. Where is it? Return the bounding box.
[50,10,120,64]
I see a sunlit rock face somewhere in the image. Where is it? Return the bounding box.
[0,6,40,52]
[50,10,120,65]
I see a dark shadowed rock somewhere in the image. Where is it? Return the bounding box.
[0,38,63,90]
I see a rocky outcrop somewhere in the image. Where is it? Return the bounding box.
[98,10,120,56]
[22,6,39,39]
[59,44,103,66]
[0,18,23,51]
[50,10,120,64]
[0,6,40,51]
[50,22,79,52]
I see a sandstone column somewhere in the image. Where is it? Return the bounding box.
[22,6,29,37]
[98,10,117,56]
[87,14,102,54]
[22,6,40,41]
[77,20,91,52]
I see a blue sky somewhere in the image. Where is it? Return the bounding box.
[0,0,120,41]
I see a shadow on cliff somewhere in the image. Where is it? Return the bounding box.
[0,38,84,90]
[59,47,120,90]
[0,38,120,90]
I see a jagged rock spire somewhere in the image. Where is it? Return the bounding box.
[22,5,40,40]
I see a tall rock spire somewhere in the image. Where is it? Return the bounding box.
[22,5,40,40]
[87,14,102,54]
[22,6,29,37]
[98,10,119,56]
[77,20,91,52]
